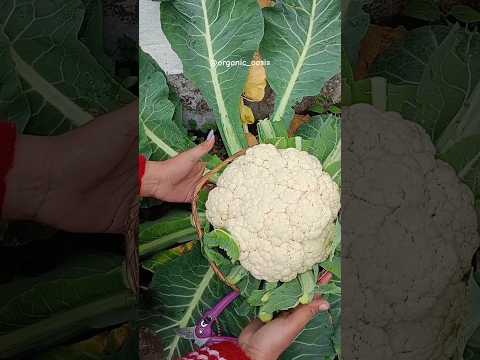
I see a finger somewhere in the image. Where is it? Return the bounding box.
[282,299,330,337]
[239,319,264,343]
[318,271,332,284]
[184,130,215,163]
[184,165,207,203]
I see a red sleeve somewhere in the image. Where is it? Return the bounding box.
[139,154,146,186]
[181,342,250,360]
[0,123,17,217]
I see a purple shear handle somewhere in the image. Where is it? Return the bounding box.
[194,291,240,345]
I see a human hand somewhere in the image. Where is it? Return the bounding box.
[3,101,138,234]
[140,130,215,202]
[239,272,332,360]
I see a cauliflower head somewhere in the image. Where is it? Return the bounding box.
[205,144,340,282]
[343,104,479,360]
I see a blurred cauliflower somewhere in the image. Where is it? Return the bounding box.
[343,104,479,359]
[205,144,340,282]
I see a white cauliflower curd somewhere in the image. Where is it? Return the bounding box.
[205,144,340,282]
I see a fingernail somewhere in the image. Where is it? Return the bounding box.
[316,300,330,312]
[207,129,215,142]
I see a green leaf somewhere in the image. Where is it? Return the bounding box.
[160,0,263,155]
[439,135,480,205]
[225,265,249,285]
[257,118,289,143]
[0,252,135,358]
[236,275,262,298]
[280,292,340,360]
[139,50,195,160]
[310,104,326,114]
[370,25,450,86]
[465,272,480,344]
[413,25,480,142]
[316,282,341,296]
[449,5,480,23]
[373,25,480,144]
[260,0,341,126]
[139,245,254,360]
[299,271,316,304]
[0,0,134,134]
[203,229,240,263]
[320,256,341,279]
[139,211,198,258]
[79,0,115,73]
[247,289,271,306]
[258,279,303,316]
[297,115,340,164]
[343,0,372,67]
[403,0,442,21]
[437,70,480,152]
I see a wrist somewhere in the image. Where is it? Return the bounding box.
[140,160,165,198]
[2,134,53,221]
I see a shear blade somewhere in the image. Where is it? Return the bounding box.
[176,327,196,340]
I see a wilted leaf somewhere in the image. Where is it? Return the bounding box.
[243,52,267,102]
[289,114,311,136]
[240,99,256,124]
[143,242,195,273]
[355,25,406,80]
[258,0,274,8]
[246,131,259,147]
[37,324,132,359]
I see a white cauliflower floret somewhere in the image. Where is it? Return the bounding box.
[205,144,340,282]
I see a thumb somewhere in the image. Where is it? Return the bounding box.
[184,130,215,162]
[284,298,330,336]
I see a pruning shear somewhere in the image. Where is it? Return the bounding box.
[176,291,240,347]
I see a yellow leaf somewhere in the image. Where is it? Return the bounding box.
[240,99,255,124]
[246,132,259,147]
[289,114,311,136]
[243,52,267,102]
[258,0,274,8]
[355,25,406,80]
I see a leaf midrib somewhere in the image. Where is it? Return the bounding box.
[10,47,93,127]
[166,266,215,360]
[200,0,242,154]
[144,124,178,157]
[273,0,318,123]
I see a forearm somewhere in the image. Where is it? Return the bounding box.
[2,134,53,221]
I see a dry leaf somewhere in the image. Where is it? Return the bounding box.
[289,114,311,136]
[355,25,406,80]
[64,324,131,355]
[258,0,274,8]
[240,99,256,124]
[243,52,267,102]
[246,132,259,147]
